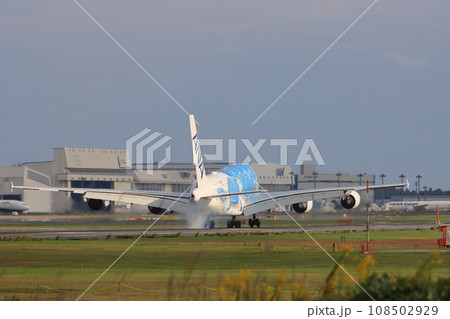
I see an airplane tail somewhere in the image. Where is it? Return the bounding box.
[189,115,207,187]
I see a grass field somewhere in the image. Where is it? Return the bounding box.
[0,228,449,301]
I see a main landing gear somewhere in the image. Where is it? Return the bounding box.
[248,214,260,228]
[226,215,261,228]
[226,216,241,228]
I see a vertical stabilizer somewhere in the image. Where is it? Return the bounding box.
[190,115,207,187]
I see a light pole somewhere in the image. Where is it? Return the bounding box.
[399,174,405,201]
[312,172,318,189]
[423,186,428,201]
[336,173,342,187]
[357,173,364,186]
[416,175,422,201]
[415,181,418,198]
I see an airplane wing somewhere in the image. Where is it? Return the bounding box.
[11,183,192,212]
[241,183,407,216]
[12,181,407,216]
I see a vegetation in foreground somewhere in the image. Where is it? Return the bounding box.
[0,230,449,301]
[218,251,450,301]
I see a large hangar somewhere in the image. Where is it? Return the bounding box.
[0,148,133,213]
[0,165,53,213]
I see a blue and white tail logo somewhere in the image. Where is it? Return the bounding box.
[189,115,207,187]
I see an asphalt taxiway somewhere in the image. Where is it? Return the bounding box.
[0,223,437,240]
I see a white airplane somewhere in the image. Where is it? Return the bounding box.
[387,201,450,212]
[12,114,407,228]
[0,200,30,215]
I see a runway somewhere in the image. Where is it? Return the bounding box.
[0,222,436,240]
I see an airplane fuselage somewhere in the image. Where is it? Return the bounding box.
[192,164,259,216]
[388,201,450,212]
[0,200,30,213]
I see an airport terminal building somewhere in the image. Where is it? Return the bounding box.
[0,147,374,213]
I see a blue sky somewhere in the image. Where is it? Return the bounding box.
[1,1,449,189]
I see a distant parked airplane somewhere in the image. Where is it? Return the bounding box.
[12,114,407,228]
[0,200,30,215]
[387,201,450,212]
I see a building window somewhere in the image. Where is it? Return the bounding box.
[276,168,285,176]
[71,180,113,189]
[136,183,163,191]
[27,170,50,185]
[172,184,191,193]
[179,172,190,178]
[1,194,22,201]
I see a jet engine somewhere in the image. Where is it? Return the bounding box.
[292,201,313,213]
[87,198,104,211]
[148,206,166,215]
[341,191,361,209]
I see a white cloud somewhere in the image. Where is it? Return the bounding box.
[383,52,431,70]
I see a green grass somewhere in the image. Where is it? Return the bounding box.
[0,229,449,300]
